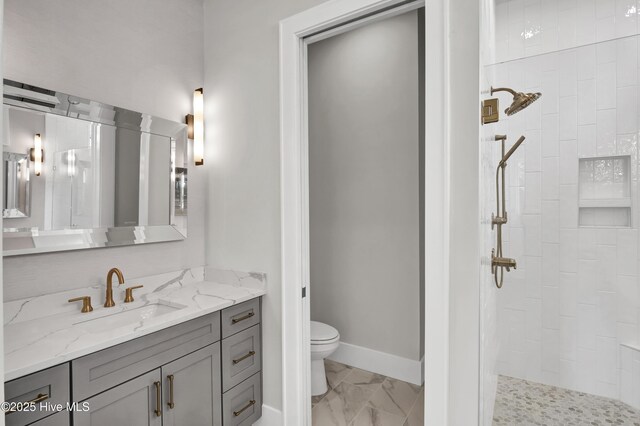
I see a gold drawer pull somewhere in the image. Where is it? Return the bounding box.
[233,399,256,417]
[154,381,162,417]
[5,393,49,415]
[232,351,256,365]
[231,311,255,324]
[167,375,175,409]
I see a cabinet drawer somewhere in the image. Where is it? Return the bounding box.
[222,373,261,426]
[221,324,261,392]
[31,410,69,426]
[73,312,220,401]
[221,299,260,338]
[5,363,70,426]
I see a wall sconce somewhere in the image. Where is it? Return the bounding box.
[186,87,204,166]
[30,133,44,176]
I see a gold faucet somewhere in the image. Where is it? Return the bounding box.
[105,267,125,307]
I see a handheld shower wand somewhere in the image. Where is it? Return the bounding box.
[492,135,526,288]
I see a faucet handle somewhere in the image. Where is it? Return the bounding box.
[69,296,93,313]
[124,285,144,303]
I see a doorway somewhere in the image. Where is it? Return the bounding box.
[279,0,449,424]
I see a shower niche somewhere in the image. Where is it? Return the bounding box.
[578,155,631,227]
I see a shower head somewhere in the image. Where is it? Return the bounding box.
[490,87,542,116]
[499,135,526,167]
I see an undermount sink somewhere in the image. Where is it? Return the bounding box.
[74,302,186,333]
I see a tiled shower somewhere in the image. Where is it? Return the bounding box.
[482,0,640,423]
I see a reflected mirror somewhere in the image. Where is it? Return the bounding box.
[3,80,188,256]
[3,152,30,218]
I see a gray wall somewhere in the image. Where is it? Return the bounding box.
[307,11,423,361]
[2,0,205,301]
[203,0,328,412]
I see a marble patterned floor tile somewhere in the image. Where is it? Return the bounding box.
[493,375,640,426]
[367,377,422,418]
[343,368,386,385]
[313,381,378,425]
[350,406,405,426]
[403,387,424,426]
[325,359,354,389]
[313,383,331,407]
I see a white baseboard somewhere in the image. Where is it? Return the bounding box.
[328,342,424,386]
[252,405,283,426]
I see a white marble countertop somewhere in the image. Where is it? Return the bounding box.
[4,267,266,381]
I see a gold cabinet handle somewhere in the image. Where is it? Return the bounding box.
[167,375,175,409]
[233,399,256,417]
[68,296,93,313]
[232,351,256,365]
[124,285,143,303]
[5,393,49,415]
[154,381,162,417]
[231,311,254,324]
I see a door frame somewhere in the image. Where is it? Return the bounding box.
[279,0,450,424]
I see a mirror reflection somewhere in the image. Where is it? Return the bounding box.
[3,99,187,256]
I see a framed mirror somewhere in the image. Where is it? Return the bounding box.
[3,152,30,218]
[3,80,189,256]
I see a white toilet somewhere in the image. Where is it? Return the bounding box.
[310,321,340,396]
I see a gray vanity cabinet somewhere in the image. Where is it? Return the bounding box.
[7,297,262,426]
[74,370,162,426]
[161,343,222,426]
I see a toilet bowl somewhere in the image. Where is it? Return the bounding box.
[310,321,340,396]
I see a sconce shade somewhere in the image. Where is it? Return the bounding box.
[31,133,43,176]
[193,88,204,166]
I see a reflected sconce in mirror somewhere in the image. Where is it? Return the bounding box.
[30,133,44,176]
[186,87,204,166]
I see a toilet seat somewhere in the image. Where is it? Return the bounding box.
[310,321,339,345]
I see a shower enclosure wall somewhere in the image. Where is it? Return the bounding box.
[481,0,640,424]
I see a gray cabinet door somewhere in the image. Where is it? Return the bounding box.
[162,343,222,426]
[73,370,162,426]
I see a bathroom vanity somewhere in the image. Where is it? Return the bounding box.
[3,270,265,426]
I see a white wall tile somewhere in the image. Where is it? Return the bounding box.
[577,44,597,81]
[559,96,578,140]
[559,139,578,184]
[542,285,560,329]
[542,242,560,286]
[617,229,638,276]
[525,129,542,171]
[596,336,619,384]
[596,291,618,337]
[542,157,559,199]
[542,328,561,372]
[577,303,598,349]
[597,244,618,292]
[558,51,578,97]
[542,200,560,243]
[578,228,599,260]
[560,316,577,360]
[617,275,639,324]
[559,229,579,272]
[617,37,638,87]
[596,108,618,155]
[578,259,599,305]
[615,0,638,38]
[542,113,559,157]
[525,256,543,298]
[559,184,579,228]
[597,62,617,109]
[525,172,542,213]
[541,70,559,114]
[559,272,578,317]
[578,80,597,125]
[577,124,597,157]
[524,214,543,255]
[617,88,638,134]
[525,297,543,341]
